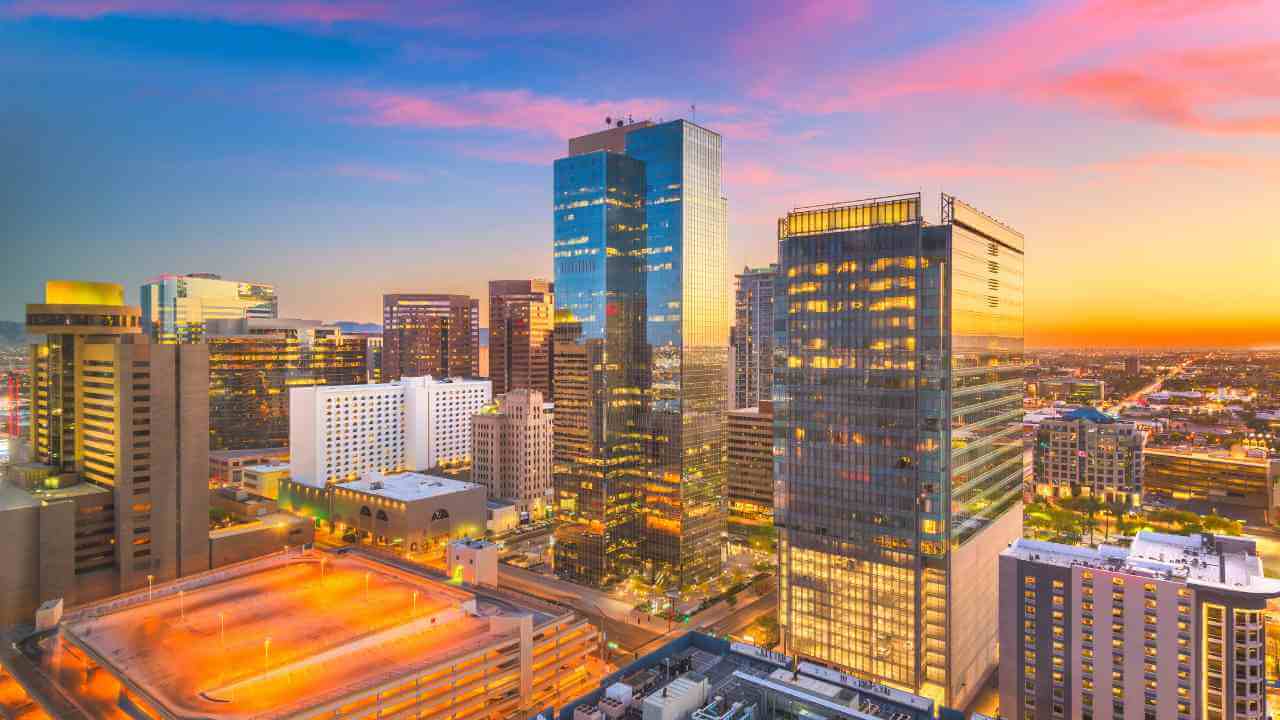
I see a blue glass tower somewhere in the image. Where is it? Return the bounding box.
[553,119,729,590]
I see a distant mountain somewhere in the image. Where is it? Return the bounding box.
[0,321,29,345]
[334,322,381,334]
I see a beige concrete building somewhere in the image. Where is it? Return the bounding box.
[472,389,554,520]
[209,446,287,486]
[241,462,290,500]
[0,281,209,628]
[727,400,773,525]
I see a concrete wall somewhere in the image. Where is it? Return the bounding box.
[949,502,1023,709]
[0,502,40,628]
[209,516,314,568]
[289,386,318,485]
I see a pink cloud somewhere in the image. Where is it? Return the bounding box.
[1044,43,1280,135]
[337,88,679,141]
[763,0,1280,135]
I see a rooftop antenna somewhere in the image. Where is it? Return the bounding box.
[691,103,696,122]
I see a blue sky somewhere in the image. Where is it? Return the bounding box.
[3,0,1279,347]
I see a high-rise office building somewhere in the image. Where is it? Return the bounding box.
[731,265,777,409]
[727,400,774,527]
[552,119,729,590]
[205,319,369,451]
[289,376,491,487]
[4,281,210,625]
[1125,355,1140,375]
[27,281,143,471]
[775,194,1025,708]
[1000,532,1280,720]
[382,294,480,382]
[140,273,277,344]
[1033,407,1145,505]
[472,389,554,521]
[489,280,554,398]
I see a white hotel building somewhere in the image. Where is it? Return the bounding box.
[290,376,491,486]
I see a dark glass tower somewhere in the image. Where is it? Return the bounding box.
[732,264,777,409]
[775,194,1025,708]
[551,149,648,587]
[552,119,729,590]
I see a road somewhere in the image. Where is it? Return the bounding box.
[705,592,776,637]
[497,565,666,657]
[1108,357,1195,412]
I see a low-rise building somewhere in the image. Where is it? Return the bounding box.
[1037,377,1106,404]
[447,538,498,586]
[1144,448,1280,524]
[10,551,598,720]
[241,462,289,500]
[279,470,485,552]
[999,531,1280,720]
[209,447,287,486]
[1033,407,1145,505]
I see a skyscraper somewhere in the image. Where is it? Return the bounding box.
[552,119,729,590]
[205,318,369,450]
[489,279,554,398]
[382,294,480,382]
[775,194,1025,708]
[552,138,648,587]
[12,280,210,615]
[140,273,277,344]
[731,265,777,409]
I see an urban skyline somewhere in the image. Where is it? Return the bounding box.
[4,1,1280,349]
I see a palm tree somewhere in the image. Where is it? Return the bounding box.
[1105,499,1128,540]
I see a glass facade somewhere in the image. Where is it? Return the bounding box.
[552,150,648,587]
[140,273,277,344]
[381,294,480,381]
[208,326,368,450]
[776,194,1024,705]
[552,120,729,590]
[732,265,777,409]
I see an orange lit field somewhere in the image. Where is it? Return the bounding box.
[57,553,517,720]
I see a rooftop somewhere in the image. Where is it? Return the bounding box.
[242,462,290,474]
[209,447,288,462]
[1145,447,1274,465]
[335,471,482,502]
[1005,530,1280,597]
[1058,407,1117,424]
[54,552,552,720]
[561,635,939,720]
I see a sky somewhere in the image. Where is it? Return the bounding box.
[2,0,1279,349]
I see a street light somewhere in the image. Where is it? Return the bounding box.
[412,590,418,614]
[179,589,185,622]
[365,571,371,603]
[320,556,328,584]
[147,574,154,602]
[219,611,226,649]
[264,637,271,672]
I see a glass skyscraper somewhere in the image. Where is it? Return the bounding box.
[552,119,729,590]
[732,264,777,409]
[775,194,1024,709]
[141,273,277,344]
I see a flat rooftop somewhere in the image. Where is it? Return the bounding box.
[0,479,111,512]
[1005,530,1280,597]
[1145,447,1273,466]
[209,447,288,462]
[241,462,289,474]
[56,552,550,720]
[336,471,481,503]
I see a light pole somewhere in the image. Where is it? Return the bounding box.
[365,571,371,603]
[219,611,226,649]
[320,557,328,584]
[147,575,154,602]
[264,637,271,672]
[179,590,185,622]
[412,590,418,614]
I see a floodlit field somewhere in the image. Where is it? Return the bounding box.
[60,554,507,719]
